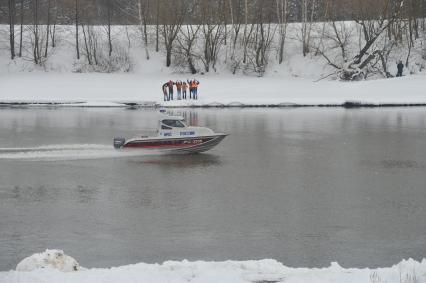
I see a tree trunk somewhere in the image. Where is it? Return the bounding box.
[33,0,39,64]
[107,0,112,57]
[51,0,57,47]
[81,25,92,65]
[19,0,23,57]
[277,0,287,64]
[8,0,16,60]
[243,0,248,63]
[75,0,80,60]
[166,45,171,67]
[51,24,56,48]
[188,52,196,74]
[228,0,235,59]
[45,0,51,58]
[156,0,159,52]
[138,0,150,60]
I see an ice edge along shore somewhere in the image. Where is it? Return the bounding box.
[2,249,426,283]
[2,255,426,283]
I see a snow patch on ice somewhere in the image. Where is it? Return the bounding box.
[15,249,81,272]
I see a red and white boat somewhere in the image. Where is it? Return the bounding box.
[113,115,227,153]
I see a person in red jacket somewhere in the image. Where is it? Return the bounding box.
[192,79,200,100]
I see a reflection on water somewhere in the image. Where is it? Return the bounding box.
[1,108,426,271]
[361,159,426,170]
[380,160,426,170]
[129,154,222,168]
[181,111,199,126]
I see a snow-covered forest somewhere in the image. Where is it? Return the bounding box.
[1,0,426,80]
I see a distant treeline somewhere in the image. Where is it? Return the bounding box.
[1,0,425,25]
[2,0,426,80]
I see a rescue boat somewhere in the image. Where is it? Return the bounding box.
[113,115,227,153]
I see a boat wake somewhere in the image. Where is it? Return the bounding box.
[0,144,161,161]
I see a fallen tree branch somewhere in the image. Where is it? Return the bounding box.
[313,71,338,82]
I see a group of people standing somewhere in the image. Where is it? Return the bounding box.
[162,79,200,101]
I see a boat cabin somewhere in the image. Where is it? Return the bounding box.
[158,116,197,137]
[160,117,187,130]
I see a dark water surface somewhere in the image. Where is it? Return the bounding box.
[1,108,426,271]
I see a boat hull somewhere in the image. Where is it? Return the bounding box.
[120,134,227,153]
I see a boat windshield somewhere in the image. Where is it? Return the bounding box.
[162,119,186,128]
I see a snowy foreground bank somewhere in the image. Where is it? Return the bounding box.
[1,73,426,108]
[1,250,426,283]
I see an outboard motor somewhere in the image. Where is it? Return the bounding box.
[113,137,126,149]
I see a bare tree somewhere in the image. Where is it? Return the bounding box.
[18,0,23,57]
[200,24,224,72]
[106,0,113,57]
[8,0,16,59]
[249,1,277,76]
[228,0,243,60]
[161,0,185,67]
[81,24,99,66]
[314,0,331,56]
[137,0,150,59]
[199,0,225,72]
[316,21,358,80]
[50,0,57,48]
[301,0,316,57]
[177,24,200,74]
[155,0,160,52]
[75,0,80,59]
[276,0,288,64]
[316,1,353,70]
[340,0,405,80]
[32,0,39,63]
[44,0,51,58]
[242,0,249,63]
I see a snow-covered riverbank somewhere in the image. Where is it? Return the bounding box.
[1,251,425,283]
[1,72,426,108]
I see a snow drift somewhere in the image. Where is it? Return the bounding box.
[1,250,425,283]
[15,249,81,272]
[1,72,426,108]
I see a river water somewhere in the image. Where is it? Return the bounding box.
[0,107,426,271]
